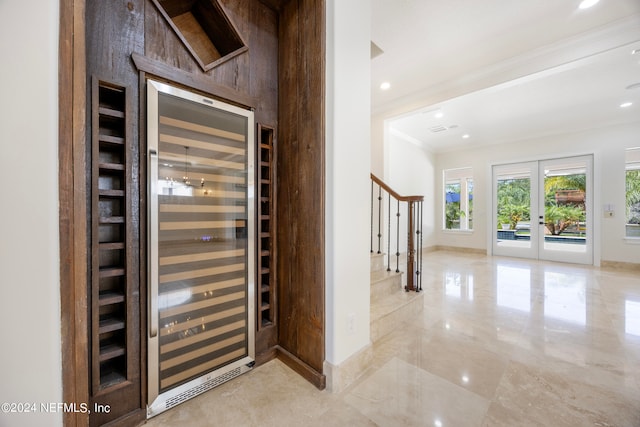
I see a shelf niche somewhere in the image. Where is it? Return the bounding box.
[92,80,129,393]
[152,0,248,72]
[257,124,276,330]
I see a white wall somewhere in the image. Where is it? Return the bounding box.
[387,130,437,249]
[434,122,640,264]
[325,0,372,365]
[371,114,385,177]
[0,1,62,427]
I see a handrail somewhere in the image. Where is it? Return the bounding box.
[370,173,423,202]
[370,173,423,292]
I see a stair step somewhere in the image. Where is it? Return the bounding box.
[370,252,386,273]
[370,270,403,302]
[370,291,424,342]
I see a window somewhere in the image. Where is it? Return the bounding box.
[444,167,473,230]
[626,148,640,238]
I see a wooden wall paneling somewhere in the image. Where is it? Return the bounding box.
[295,0,325,375]
[276,0,326,389]
[258,0,290,12]
[248,1,279,126]
[60,0,90,425]
[131,53,256,110]
[275,0,298,373]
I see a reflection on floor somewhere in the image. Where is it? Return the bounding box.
[144,251,640,427]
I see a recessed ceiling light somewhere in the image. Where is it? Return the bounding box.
[380,82,391,90]
[434,111,444,119]
[578,0,599,9]
[462,134,470,139]
[620,102,633,108]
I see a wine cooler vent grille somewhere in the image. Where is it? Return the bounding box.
[165,367,243,410]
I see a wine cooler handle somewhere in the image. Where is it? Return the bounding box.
[149,147,159,338]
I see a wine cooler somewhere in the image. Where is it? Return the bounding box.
[146,80,255,417]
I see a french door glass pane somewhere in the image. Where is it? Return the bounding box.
[496,169,532,249]
[542,162,587,253]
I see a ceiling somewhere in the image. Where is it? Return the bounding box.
[371,0,640,152]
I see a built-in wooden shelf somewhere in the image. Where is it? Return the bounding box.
[99,343,126,362]
[99,106,125,119]
[99,292,125,306]
[99,216,125,224]
[92,79,130,394]
[99,134,125,145]
[151,0,248,72]
[100,242,125,250]
[99,189,125,198]
[257,124,276,331]
[99,267,125,278]
[99,162,125,171]
[99,318,126,334]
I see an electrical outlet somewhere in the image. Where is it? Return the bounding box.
[347,313,356,335]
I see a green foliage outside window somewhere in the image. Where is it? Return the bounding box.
[627,169,640,225]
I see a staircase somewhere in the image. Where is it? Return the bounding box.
[370,253,424,342]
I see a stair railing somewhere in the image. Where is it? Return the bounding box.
[370,173,424,292]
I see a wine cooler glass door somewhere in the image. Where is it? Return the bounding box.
[147,80,255,417]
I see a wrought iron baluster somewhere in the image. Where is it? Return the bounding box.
[421,201,424,291]
[387,192,391,271]
[377,185,382,254]
[417,201,423,292]
[395,199,400,273]
[370,180,374,253]
[406,201,415,291]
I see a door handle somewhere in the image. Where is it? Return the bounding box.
[149,147,159,338]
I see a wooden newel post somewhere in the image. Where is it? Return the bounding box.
[406,200,416,291]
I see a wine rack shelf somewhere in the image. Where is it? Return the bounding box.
[257,124,276,329]
[92,80,129,391]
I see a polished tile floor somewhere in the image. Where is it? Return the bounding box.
[145,251,640,427]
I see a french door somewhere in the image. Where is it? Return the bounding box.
[492,155,593,265]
